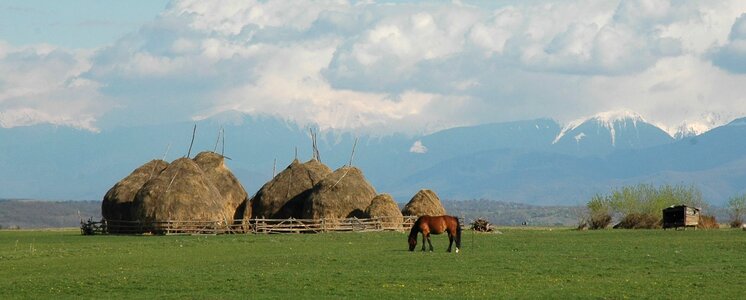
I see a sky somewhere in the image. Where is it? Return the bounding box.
[1,0,746,136]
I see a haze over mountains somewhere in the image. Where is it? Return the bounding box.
[2,110,745,206]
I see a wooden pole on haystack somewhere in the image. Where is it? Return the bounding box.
[221,127,225,156]
[213,127,222,153]
[309,128,321,162]
[348,138,358,167]
[186,124,197,158]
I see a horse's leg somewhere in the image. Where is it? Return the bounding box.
[426,233,434,252]
[421,232,427,252]
[447,230,454,252]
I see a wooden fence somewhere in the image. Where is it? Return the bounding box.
[81,216,419,235]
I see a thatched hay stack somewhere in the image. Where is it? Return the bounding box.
[365,194,403,228]
[402,189,446,217]
[302,166,376,220]
[193,151,248,221]
[133,158,229,232]
[102,159,169,224]
[251,159,332,219]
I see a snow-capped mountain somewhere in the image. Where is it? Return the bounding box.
[3,110,746,206]
[551,111,674,156]
[672,122,710,139]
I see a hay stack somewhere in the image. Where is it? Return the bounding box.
[102,159,169,225]
[402,189,446,216]
[133,158,229,232]
[302,166,376,220]
[193,151,248,222]
[365,193,403,228]
[251,159,332,219]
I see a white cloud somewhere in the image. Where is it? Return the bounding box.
[409,140,428,154]
[2,0,746,135]
[0,43,105,131]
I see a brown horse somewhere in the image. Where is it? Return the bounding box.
[408,215,461,253]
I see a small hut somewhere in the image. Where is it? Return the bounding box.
[102,159,169,233]
[365,194,404,229]
[402,189,446,217]
[251,158,332,219]
[193,151,248,222]
[662,205,700,229]
[133,158,229,233]
[302,166,377,220]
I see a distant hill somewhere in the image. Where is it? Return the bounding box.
[2,111,746,206]
[0,199,580,229]
[0,199,101,229]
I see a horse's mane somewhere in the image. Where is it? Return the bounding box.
[408,217,421,240]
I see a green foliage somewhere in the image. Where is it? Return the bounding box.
[587,184,706,229]
[1,229,745,299]
[586,194,612,229]
[727,194,746,227]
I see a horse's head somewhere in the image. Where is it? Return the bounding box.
[408,235,417,251]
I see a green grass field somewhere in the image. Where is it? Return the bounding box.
[1,228,744,299]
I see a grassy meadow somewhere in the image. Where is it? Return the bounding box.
[1,228,744,299]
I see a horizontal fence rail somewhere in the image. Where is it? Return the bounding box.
[81,216,422,235]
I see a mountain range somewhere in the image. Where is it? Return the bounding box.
[1,111,745,206]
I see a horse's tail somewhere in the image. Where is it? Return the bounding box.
[455,216,462,249]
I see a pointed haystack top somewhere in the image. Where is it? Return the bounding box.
[102,159,169,222]
[193,151,248,221]
[251,158,332,219]
[302,166,377,220]
[133,158,229,225]
[402,189,446,217]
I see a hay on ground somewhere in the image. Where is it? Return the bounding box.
[102,159,169,228]
[471,218,493,232]
[133,158,229,233]
[193,151,248,223]
[401,189,446,217]
[365,194,403,229]
[302,166,377,220]
[251,159,332,219]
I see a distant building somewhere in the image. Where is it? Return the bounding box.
[662,205,700,229]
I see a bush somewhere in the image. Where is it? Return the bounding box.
[727,194,746,228]
[729,219,743,228]
[587,184,708,230]
[698,215,719,229]
[583,194,613,229]
[614,213,660,229]
[588,213,612,229]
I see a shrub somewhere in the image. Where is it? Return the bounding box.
[585,194,612,229]
[614,213,660,229]
[588,213,612,229]
[588,184,708,230]
[727,194,746,228]
[698,215,719,229]
[729,219,743,228]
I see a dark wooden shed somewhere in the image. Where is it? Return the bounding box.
[662,205,700,229]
